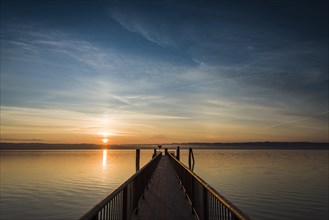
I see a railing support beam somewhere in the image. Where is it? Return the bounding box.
[122,187,127,220]
[203,187,208,220]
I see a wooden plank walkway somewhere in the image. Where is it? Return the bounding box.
[131,155,196,220]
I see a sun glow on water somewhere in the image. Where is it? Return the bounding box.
[102,149,107,168]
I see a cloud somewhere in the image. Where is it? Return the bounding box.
[109,2,178,48]
[0,138,44,142]
[108,1,327,79]
[107,2,273,66]
[1,24,193,108]
[267,111,329,129]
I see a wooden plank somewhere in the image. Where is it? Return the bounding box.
[131,155,196,220]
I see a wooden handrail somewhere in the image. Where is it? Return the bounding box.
[168,152,250,220]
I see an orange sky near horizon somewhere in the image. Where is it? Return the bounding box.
[1,106,328,144]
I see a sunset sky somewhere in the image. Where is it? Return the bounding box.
[1,0,328,144]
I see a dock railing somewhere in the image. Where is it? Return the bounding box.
[80,152,162,220]
[168,152,250,220]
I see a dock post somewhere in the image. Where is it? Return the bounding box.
[152,148,157,158]
[189,147,195,171]
[176,146,180,161]
[136,149,140,172]
[165,148,168,155]
[188,148,191,169]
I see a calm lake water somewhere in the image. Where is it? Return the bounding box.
[0,149,328,220]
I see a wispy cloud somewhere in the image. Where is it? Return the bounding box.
[109,3,176,48]
[267,111,329,129]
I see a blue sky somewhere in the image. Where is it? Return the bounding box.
[1,0,328,144]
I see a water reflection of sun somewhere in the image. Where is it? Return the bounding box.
[102,149,107,168]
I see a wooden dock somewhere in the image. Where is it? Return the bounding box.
[132,155,195,220]
[80,150,250,220]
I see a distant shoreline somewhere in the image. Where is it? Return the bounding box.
[0,142,328,150]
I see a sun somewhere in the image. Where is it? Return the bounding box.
[102,138,109,144]
[99,130,110,144]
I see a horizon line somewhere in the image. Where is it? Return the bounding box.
[1,141,328,145]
